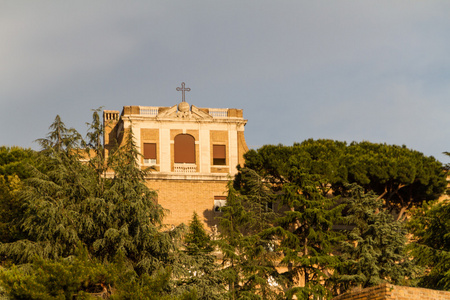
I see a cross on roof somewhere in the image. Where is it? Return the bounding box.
[176,82,191,102]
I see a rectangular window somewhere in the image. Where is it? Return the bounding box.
[213,145,226,165]
[143,143,157,165]
[214,196,227,212]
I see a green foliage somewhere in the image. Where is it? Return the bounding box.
[333,185,418,293]
[244,139,447,219]
[0,245,191,299]
[218,182,281,299]
[238,141,440,298]
[110,266,178,300]
[0,246,114,299]
[2,119,445,298]
[0,146,38,243]
[340,142,446,219]
[176,212,224,299]
[0,175,24,242]
[274,158,344,299]
[35,115,82,154]
[232,167,278,232]
[185,212,213,255]
[0,113,186,298]
[409,199,450,290]
[0,146,37,180]
[83,108,107,193]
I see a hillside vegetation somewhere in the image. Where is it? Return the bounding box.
[0,112,449,299]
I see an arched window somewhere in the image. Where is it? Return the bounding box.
[174,134,195,163]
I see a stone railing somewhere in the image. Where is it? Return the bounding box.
[139,106,159,116]
[209,108,228,118]
[174,163,197,173]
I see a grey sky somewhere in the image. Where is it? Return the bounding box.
[1,1,450,163]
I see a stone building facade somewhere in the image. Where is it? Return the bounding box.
[103,89,248,229]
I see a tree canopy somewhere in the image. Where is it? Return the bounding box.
[1,118,449,299]
[333,185,418,293]
[244,139,447,220]
[0,146,37,180]
[408,149,450,292]
[0,113,190,299]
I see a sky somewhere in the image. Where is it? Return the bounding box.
[1,1,450,164]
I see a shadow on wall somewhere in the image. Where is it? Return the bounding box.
[202,208,221,234]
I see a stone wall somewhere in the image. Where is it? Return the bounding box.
[333,283,450,300]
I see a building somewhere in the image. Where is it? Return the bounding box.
[103,83,248,229]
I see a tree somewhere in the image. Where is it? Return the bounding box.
[243,140,447,220]
[217,181,281,299]
[0,113,185,298]
[232,167,278,232]
[35,115,82,153]
[406,152,450,291]
[409,199,450,290]
[332,185,418,294]
[237,141,434,298]
[271,155,344,299]
[0,174,24,242]
[83,108,107,193]
[0,146,38,242]
[185,212,214,255]
[176,212,224,299]
[0,146,37,180]
[0,244,192,299]
[221,162,344,299]
[338,142,447,220]
[0,245,115,299]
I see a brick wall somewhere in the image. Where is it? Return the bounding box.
[333,283,450,300]
[146,179,228,229]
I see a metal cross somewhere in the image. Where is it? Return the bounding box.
[176,82,191,102]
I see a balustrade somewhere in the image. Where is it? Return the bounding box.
[174,163,197,173]
[139,107,159,116]
[209,108,228,118]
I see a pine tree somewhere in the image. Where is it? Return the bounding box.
[233,167,277,232]
[332,185,417,294]
[408,198,450,290]
[217,181,282,299]
[84,108,107,193]
[274,170,343,299]
[175,212,224,299]
[0,113,185,298]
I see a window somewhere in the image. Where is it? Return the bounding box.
[174,134,195,163]
[143,143,156,165]
[214,196,227,212]
[213,145,226,165]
